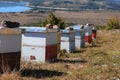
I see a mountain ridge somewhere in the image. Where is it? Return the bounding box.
[0,0,120,11]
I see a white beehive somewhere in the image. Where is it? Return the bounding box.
[72,25,85,49]
[21,27,58,62]
[60,30,75,53]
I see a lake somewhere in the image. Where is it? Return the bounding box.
[0,1,31,13]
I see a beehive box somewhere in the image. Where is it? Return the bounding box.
[72,25,85,49]
[0,28,22,72]
[84,25,92,43]
[21,27,58,62]
[60,30,75,53]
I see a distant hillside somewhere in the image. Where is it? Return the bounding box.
[0,0,120,11]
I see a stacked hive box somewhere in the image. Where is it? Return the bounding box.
[60,30,75,53]
[84,25,92,43]
[0,28,22,72]
[53,26,61,54]
[21,27,58,62]
[73,25,85,49]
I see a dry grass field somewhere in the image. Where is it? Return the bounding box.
[55,11,120,26]
[0,29,120,80]
[0,11,120,26]
[0,13,47,26]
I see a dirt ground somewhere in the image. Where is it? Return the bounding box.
[0,11,120,26]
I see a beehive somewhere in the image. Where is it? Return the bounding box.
[21,27,58,62]
[53,25,61,54]
[0,28,22,72]
[72,25,85,49]
[84,25,92,43]
[60,30,75,53]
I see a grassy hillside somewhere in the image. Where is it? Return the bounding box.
[28,0,120,11]
[0,0,120,11]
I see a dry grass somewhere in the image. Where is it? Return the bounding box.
[0,30,120,80]
[0,11,120,26]
[0,72,20,80]
[55,11,120,25]
[0,13,47,25]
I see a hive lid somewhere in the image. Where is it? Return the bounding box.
[84,25,89,29]
[61,29,75,33]
[0,28,22,34]
[20,27,58,33]
[72,25,83,30]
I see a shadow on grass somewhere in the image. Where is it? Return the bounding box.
[73,49,86,53]
[20,69,66,78]
[52,59,87,64]
[91,51,108,57]
[85,43,101,48]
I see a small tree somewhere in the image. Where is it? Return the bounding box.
[40,12,66,29]
[106,16,120,30]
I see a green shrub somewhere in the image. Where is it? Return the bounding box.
[106,16,120,30]
[96,25,106,30]
[40,12,67,29]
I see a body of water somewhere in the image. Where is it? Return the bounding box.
[0,1,31,12]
